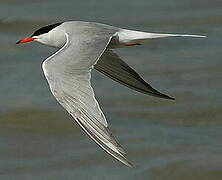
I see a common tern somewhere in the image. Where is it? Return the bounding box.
[16,21,205,167]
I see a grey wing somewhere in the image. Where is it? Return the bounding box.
[42,28,132,167]
[95,50,174,100]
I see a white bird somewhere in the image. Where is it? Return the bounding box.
[16,21,205,167]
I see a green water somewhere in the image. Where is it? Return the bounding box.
[0,0,222,179]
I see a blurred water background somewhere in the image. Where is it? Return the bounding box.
[0,0,222,179]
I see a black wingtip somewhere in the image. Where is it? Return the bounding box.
[164,95,175,100]
[146,89,175,100]
[127,161,134,168]
[168,96,175,100]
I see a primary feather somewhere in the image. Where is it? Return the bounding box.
[42,22,132,167]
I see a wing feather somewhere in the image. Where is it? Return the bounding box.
[42,22,132,167]
[95,50,174,100]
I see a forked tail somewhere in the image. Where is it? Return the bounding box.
[117,29,206,46]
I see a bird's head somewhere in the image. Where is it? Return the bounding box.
[16,22,66,48]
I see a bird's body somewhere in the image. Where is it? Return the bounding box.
[17,21,205,167]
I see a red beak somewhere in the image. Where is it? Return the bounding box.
[16,37,35,44]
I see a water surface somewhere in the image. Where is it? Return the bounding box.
[0,0,222,179]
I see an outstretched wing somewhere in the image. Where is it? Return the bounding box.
[42,23,132,167]
[95,50,174,100]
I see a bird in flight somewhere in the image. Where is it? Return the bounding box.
[16,21,205,167]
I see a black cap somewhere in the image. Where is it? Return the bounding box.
[32,22,62,36]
